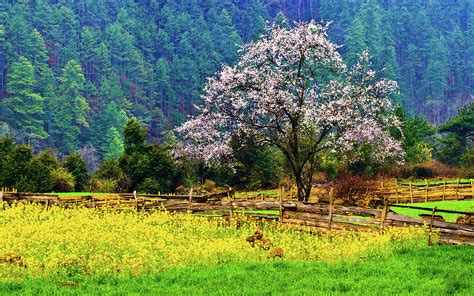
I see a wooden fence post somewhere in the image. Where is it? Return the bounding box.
[471,180,474,199]
[188,188,193,212]
[133,190,138,211]
[424,179,429,203]
[279,186,283,224]
[428,207,437,246]
[395,183,399,204]
[328,188,334,230]
[229,189,234,218]
[409,182,413,204]
[379,203,388,230]
[456,179,460,200]
[442,181,446,201]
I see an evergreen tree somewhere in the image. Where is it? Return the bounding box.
[5,56,46,143]
[345,16,367,65]
[422,36,450,124]
[51,60,88,153]
[103,127,124,161]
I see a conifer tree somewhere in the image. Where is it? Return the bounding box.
[5,57,46,143]
[51,60,88,153]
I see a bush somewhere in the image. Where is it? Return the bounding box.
[333,173,372,200]
[52,167,75,192]
[382,160,458,179]
[460,149,474,178]
[63,153,88,191]
[136,178,162,194]
[94,159,128,192]
[90,178,118,193]
[202,179,217,193]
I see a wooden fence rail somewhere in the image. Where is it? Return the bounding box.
[1,190,473,245]
[376,180,474,203]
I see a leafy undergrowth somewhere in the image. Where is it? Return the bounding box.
[1,246,472,295]
[392,200,474,222]
[0,203,430,283]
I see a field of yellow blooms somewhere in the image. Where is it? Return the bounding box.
[0,203,431,282]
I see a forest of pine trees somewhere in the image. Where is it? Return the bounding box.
[0,0,472,161]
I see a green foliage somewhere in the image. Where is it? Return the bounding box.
[92,158,128,193]
[4,56,46,142]
[435,103,473,166]
[0,0,471,154]
[103,127,124,161]
[1,144,33,191]
[63,152,88,192]
[393,104,436,164]
[51,167,75,192]
[123,117,147,154]
[120,118,178,193]
[460,148,474,177]
[27,149,59,193]
[50,60,88,153]
[439,103,474,138]
[226,137,284,190]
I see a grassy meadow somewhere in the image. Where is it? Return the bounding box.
[392,200,474,222]
[2,246,472,295]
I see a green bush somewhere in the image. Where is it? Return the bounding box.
[51,167,75,192]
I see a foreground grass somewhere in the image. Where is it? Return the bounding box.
[1,245,472,295]
[392,200,474,222]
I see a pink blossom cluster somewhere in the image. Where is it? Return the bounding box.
[176,21,403,165]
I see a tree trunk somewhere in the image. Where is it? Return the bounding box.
[295,175,306,202]
[295,175,313,202]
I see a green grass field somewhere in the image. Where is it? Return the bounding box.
[1,245,472,295]
[400,179,473,186]
[391,200,474,222]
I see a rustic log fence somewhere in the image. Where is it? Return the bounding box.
[377,179,474,203]
[1,189,473,245]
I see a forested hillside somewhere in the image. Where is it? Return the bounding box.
[0,0,472,159]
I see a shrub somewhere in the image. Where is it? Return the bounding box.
[202,179,217,193]
[333,173,371,200]
[51,167,75,192]
[63,153,88,191]
[91,178,118,193]
[136,178,162,194]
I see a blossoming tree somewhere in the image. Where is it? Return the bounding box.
[177,21,403,201]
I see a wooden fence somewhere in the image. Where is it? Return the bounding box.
[376,180,474,203]
[237,180,474,204]
[1,190,473,245]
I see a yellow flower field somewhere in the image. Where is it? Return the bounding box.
[0,203,430,281]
